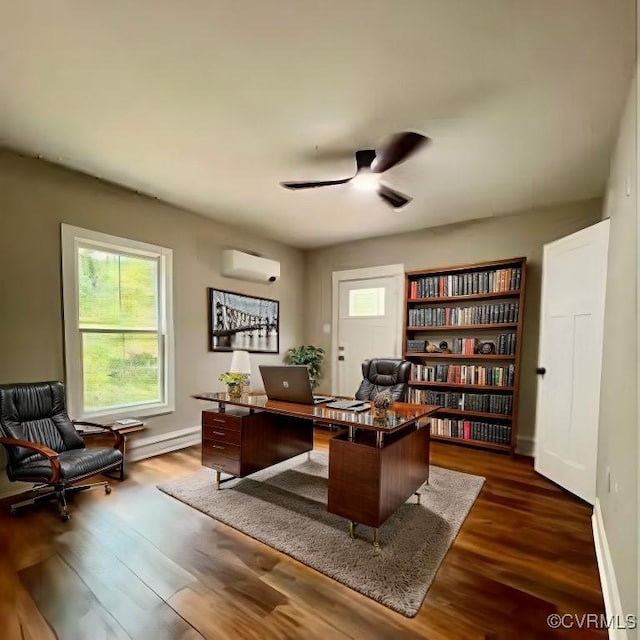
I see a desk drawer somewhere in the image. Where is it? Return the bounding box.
[202,439,240,461]
[202,411,242,431]
[202,424,242,446]
[202,451,240,476]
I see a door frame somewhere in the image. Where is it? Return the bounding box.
[636,66,640,625]
[331,264,405,396]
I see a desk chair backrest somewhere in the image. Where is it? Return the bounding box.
[354,359,411,402]
[0,381,85,469]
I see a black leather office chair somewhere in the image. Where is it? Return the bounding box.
[0,381,125,521]
[354,358,412,402]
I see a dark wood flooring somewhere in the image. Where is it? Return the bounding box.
[0,429,605,639]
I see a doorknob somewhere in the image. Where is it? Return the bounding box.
[536,367,546,376]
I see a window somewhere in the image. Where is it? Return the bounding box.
[348,287,386,317]
[62,225,174,419]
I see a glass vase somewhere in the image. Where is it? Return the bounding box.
[227,383,242,398]
[374,407,388,419]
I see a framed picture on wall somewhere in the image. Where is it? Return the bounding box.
[208,288,280,353]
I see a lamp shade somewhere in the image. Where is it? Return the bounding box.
[229,350,251,374]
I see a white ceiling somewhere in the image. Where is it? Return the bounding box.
[0,1,635,248]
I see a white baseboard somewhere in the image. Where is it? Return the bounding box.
[127,425,200,462]
[592,498,628,640]
[516,435,535,457]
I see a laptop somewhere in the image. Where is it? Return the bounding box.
[259,365,335,405]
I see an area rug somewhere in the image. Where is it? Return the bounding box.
[157,452,484,617]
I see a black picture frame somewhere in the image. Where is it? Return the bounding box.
[208,288,280,353]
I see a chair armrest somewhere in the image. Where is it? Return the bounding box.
[0,437,62,482]
[73,421,125,451]
[0,437,58,458]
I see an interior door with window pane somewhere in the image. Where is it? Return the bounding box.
[336,277,400,397]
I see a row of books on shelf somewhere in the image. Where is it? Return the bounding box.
[411,363,516,387]
[406,334,516,355]
[407,303,519,327]
[452,334,517,355]
[455,337,481,355]
[409,267,522,299]
[407,389,513,415]
[430,418,512,445]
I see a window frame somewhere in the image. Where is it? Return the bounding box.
[61,224,175,420]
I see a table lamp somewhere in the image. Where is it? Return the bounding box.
[229,350,251,391]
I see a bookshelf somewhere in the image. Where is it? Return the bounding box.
[403,256,526,454]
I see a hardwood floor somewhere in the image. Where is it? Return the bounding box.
[0,430,605,639]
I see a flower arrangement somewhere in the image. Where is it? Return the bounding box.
[219,371,249,397]
[218,372,249,386]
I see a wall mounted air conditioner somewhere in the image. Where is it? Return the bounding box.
[221,249,281,283]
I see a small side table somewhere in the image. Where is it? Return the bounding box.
[76,423,145,479]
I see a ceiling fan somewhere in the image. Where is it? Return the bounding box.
[280,131,429,209]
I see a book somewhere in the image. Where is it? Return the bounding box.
[112,418,144,428]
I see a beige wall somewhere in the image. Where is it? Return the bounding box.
[597,75,638,624]
[304,199,603,452]
[0,148,305,440]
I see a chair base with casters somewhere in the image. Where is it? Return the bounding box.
[9,477,114,522]
[0,381,126,522]
[2,427,125,521]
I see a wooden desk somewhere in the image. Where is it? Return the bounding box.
[193,392,438,548]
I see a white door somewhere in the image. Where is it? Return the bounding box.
[535,220,609,504]
[335,274,402,397]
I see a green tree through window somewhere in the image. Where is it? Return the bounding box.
[78,248,161,411]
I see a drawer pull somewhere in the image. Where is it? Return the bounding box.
[212,430,225,436]
[212,418,226,424]
[211,444,225,450]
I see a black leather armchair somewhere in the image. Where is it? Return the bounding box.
[354,359,412,402]
[0,381,124,521]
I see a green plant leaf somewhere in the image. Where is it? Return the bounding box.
[283,345,325,389]
[218,371,249,385]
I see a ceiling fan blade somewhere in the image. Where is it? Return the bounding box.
[280,177,352,190]
[378,184,412,209]
[372,132,428,174]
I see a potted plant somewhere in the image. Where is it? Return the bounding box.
[284,345,325,390]
[219,371,249,397]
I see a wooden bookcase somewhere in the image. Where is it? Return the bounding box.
[403,257,527,454]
